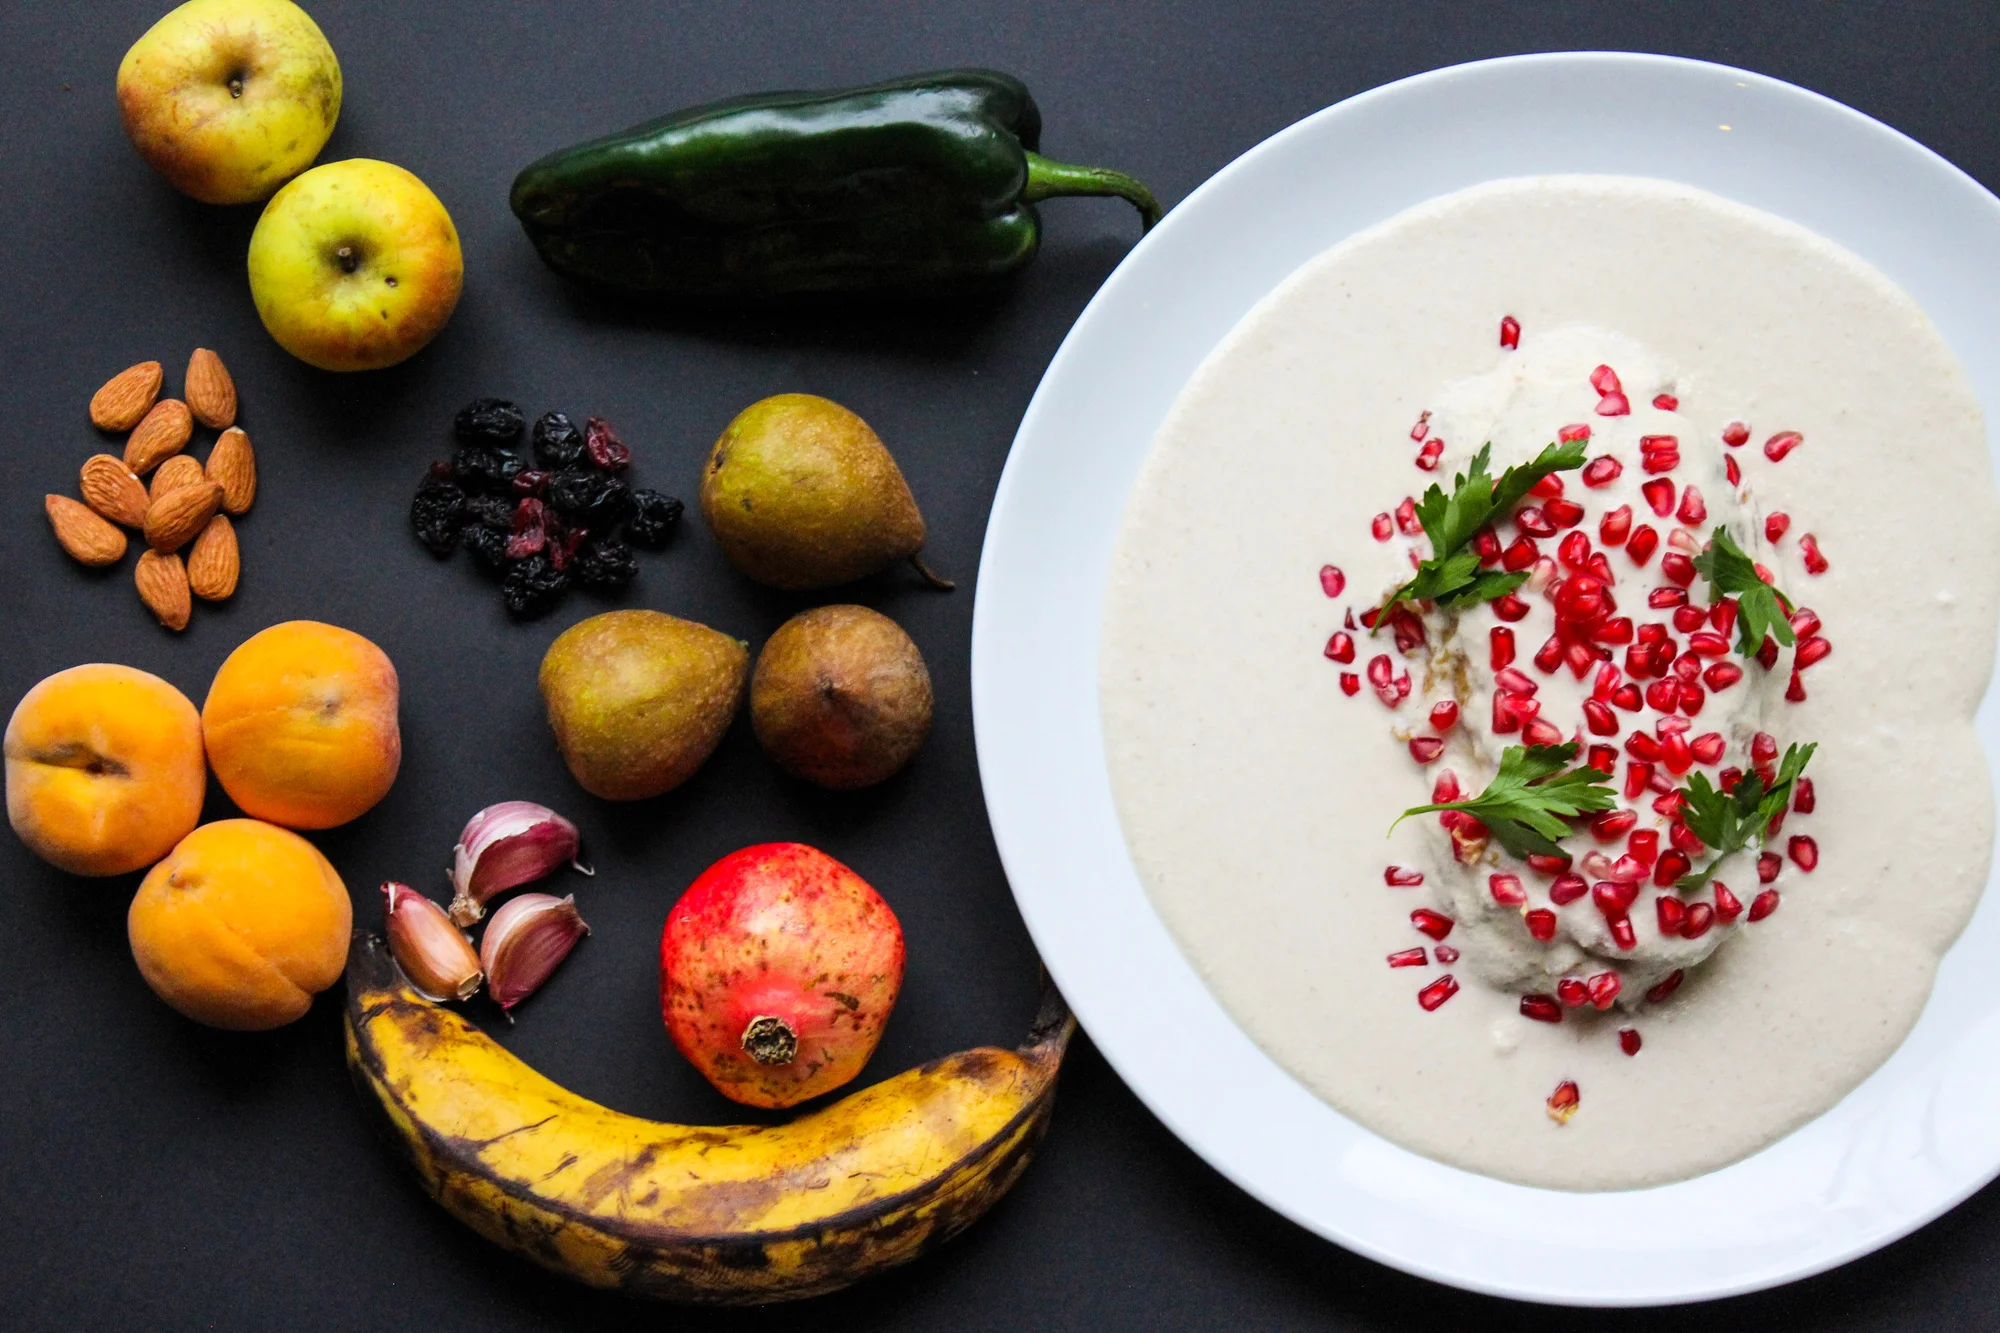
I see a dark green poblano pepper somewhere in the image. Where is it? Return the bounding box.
[508,68,1162,300]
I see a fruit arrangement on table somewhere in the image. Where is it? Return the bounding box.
[11,0,1160,1308]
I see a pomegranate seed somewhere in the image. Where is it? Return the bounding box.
[1645,679,1680,712]
[1559,422,1593,443]
[1627,525,1659,566]
[1789,607,1821,638]
[1667,527,1701,556]
[1619,1027,1642,1055]
[1758,852,1782,883]
[1340,673,1360,695]
[1653,851,1691,886]
[1591,809,1639,842]
[1628,830,1658,867]
[1613,854,1650,883]
[1417,975,1460,1011]
[1554,575,1610,625]
[1762,512,1791,545]
[1592,617,1634,646]
[1415,438,1444,470]
[1656,893,1687,933]
[1319,565,1345,598]
[1525,908,1558,941]
[1515,505,1556,538]
[1396,496,1420,535]
[1597,391,1631,416]
[1763,430,1804,462]
[1721,422,1750,447]
[1411,909,1454,940]
[1754,560,1778,585]
[1788,835,1819,871]
[1591,662,1621,699]
[1750,733,1777,764]
[1324,631,1356,663]
[1523,718,1564,746]
[1637,621,1670,646]
[1581,849,1616,881]
[1748,889,1780,922]
[1639,478,1674,518]
[1725,455,1741,486]
[1720,765,1744,792]
[1521,994,1563,1023]
[1787,670,1807,702]
[1526,852,1573,874]
[1610,916,1638,949]
[1395,670,1411,700]
[1493,667,1540,697]
[1544,498,1586,528]
[1660,730,1694,774]
[1591,364,1623,394]
[1426,700,1459,733]
[1358,607,1374,629]
[1367,655,1393,689]
[1557,531,1592,570]
[1493,592,1530,622]
[1549,873,1589,906]
[1796,635,1832,669]
[1653,393,1679,410]
[1432,771,1462,803]
[1646,969,1685,1003]
[1624,762,1653,799]
[1669,821,1706,857]
[1793,777,1815,814]
[1384,865,1424,887]
[1709,599,1738,635]
[1681,902,1715,939]
[1609,684,1640,712]
[1700,662,1743,694]
[1492,693,1521,735]
[1593,880,1638,918]
[1391,609,1427,654]
[1649,588,1687,610]
[1714,883,1742,921]
[1687,631,1730,658]
[1587,971,1622,1009]
[1660,553,1696,586]
[1409,737,1445,764]
[1574,698,1614,736]
[1533,635,1563,674]
[1557,977,1589,1007]
[1625,731,1663,762]
[1587,744,1619,775]
[1388,947,1428,968]
[1639,432,1678,453]
[1498,315,1521,349]
[1529,555,1560,594]
[1689,732,1726,765]
[1501,537,1539,571]
[1577,457,1622,493]
[1547,1079,1581,1124]
[1480,874,1524,909]
[1672,604,1706,633]
[1671,652,1702,684]
[1372,511,1393,541]
[1677,486,1707,525]
[1641,448,1679,473]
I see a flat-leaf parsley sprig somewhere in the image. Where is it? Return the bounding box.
[1370,439,1588,627]
[1391,742,1617,859]
[1691,526,1795,658]
[1673,742,1816,892]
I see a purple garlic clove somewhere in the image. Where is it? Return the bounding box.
[447,801,589,926]
[479,893,590,1013]
[383,881,484,1002]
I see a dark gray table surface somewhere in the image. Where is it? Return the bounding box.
[5,2,1999,1329]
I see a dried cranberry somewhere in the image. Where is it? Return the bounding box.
[512,468,552,498]
[584,416,631,472]
[506,497,549,560]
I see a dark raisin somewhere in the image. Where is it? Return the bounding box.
[546,467,633,528]
[454,398,524,446]
[502,552,569,618]
[453,445,522,494]
[410,478,466,556]
[463,494,515,531]
[512,468,552,498]
[533,412,586,469]
[625,489,684,549]
[584,416,631,472]
[575,537,639,590]
[461,522,510,576]
[506,497,549,560]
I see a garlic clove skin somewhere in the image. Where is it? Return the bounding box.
[383,881,484,1002]
[480,892,590,1012]
[447,801,589,926]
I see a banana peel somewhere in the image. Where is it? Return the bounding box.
[343,932,1074,1303]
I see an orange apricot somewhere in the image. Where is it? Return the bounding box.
[202,620,401,829]
[128,818,351,1030]
[5,664,205,876]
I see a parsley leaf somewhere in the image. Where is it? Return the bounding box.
[1691,526,1795,657]
[1674,742,1816,892]
[1373,439,1588,624]
[1391,742,1617,858]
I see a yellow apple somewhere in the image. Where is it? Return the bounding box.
[117,0,341,205]
[247,159,464,372]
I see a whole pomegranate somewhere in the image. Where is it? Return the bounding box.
[660,843,904,1108]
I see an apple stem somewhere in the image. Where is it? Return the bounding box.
[335,246,358,274]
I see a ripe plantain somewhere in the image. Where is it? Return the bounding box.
[343,932,1074,1304]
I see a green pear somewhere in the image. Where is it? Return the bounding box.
[750,605,933,790]
[700,394,950,591]
[539,610,748,801]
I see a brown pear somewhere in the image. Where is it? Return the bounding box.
[700,394,950,591]
[750,606,932,789]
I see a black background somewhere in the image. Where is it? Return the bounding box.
[4,2,1998,1329]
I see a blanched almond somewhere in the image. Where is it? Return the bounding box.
[46,495,127,566]
[149,454,205,503]
[79,454,150,527]
[124,398,193,475]
[135,550,191,631]
[143,480,223,553]
[185,348,237,429]
[187,514,239,601]
[207,427,257,514]
[90,361,162,432]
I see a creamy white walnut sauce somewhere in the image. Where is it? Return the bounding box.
[1101,176,1999,1189]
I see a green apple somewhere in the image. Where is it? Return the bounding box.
[117,0,341,205]
[247,159,464,372]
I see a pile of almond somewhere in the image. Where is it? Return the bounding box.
[46,350,257,631]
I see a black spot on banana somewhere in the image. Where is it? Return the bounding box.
[343,932,1075,1304]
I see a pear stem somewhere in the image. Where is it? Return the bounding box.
[909,554,955,591]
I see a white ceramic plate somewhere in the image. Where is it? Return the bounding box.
[971,52,2000,1306]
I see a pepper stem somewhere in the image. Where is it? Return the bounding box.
[1022,152,1163,231]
